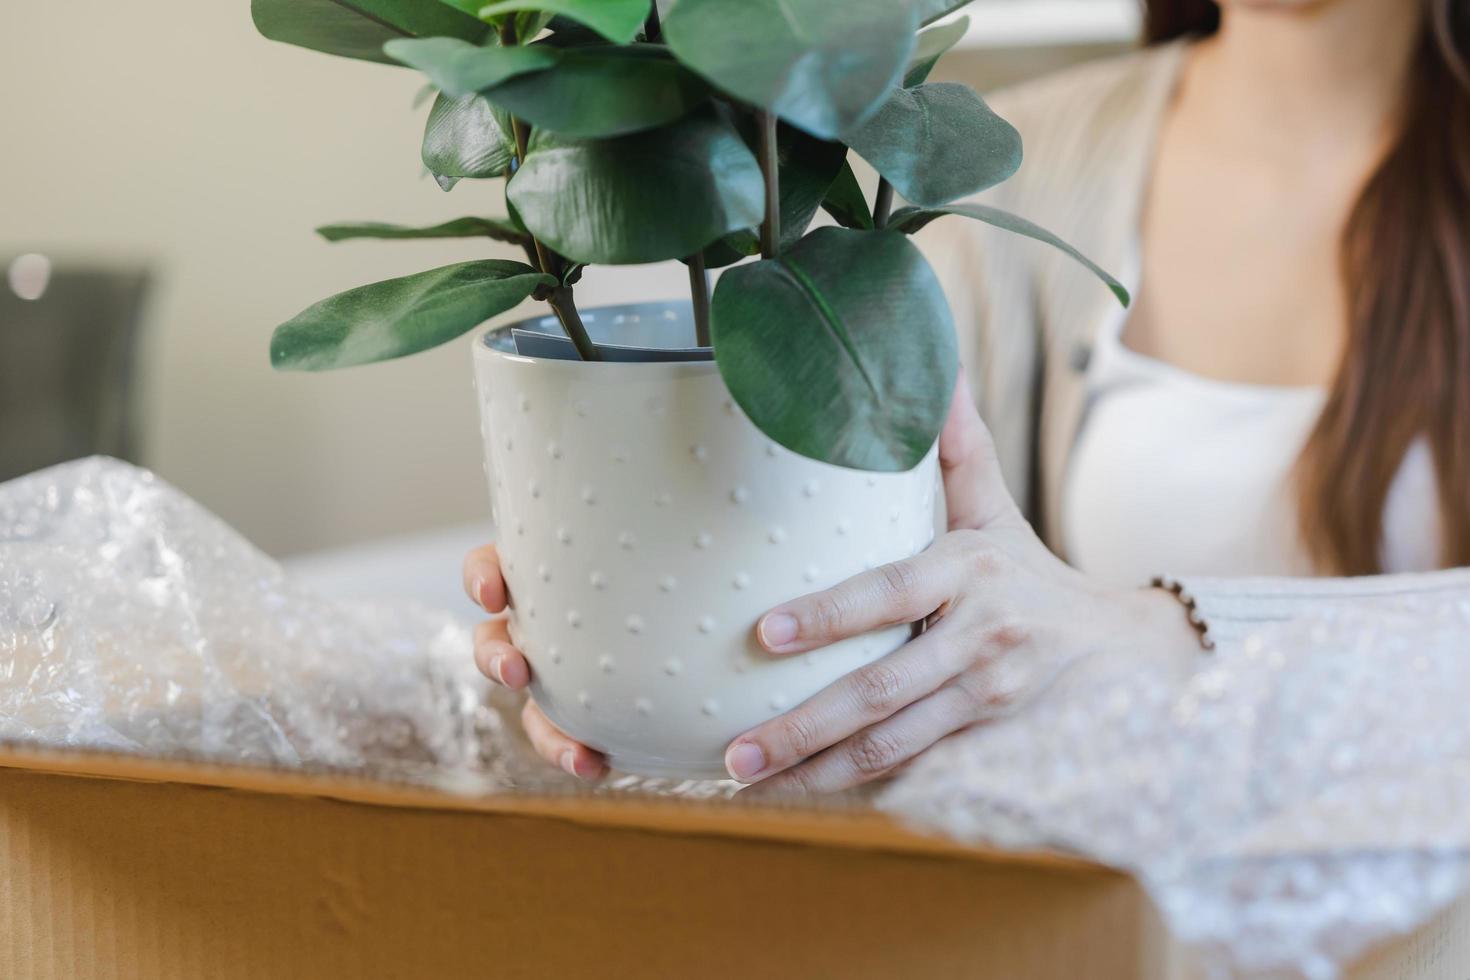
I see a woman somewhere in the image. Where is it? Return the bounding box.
[463,0,1470,792]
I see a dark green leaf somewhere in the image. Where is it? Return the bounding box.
[772,129,850,247]
[316,217,529,244]
[912,0,972,27]
[484,46,709,138]
[271,260,554,371]
[689,121,852,268]
[422,92,515,184]
[847,83,1021,208]
[711,227,957,471]
[663,0,917,140]
[477,0,651,43]
[507,112,764,264]
[541,14,609,46]
[821,160,875,230]
[890,203,1130,305]
[384,37,558,97]
[251,0,491,64]
[515,10,557,37]
[905,15,968,86]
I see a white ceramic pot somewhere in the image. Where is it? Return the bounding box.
[473,302,938,779]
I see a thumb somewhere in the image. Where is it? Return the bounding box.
[939,369,1021,531]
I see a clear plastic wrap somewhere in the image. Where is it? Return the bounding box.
[4,457,1468,977]
[881,593,1470,978]
[0,457,733,799]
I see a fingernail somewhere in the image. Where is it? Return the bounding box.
[759,613,799,648]
[560,750,578,777]
[488,654,505,685]
[725,741,766,781]
[471,577,487,606]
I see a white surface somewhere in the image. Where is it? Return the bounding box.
[1065,295,1442,584]
[284,522,492,615]
[953,0,1140,49]
[475,316,939,778]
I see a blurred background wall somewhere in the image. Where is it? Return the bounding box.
[0,1,1134,558]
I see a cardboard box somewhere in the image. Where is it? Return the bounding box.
[0,743,1465,979]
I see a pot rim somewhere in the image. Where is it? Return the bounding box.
[475,299,718,377]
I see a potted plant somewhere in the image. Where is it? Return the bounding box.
[254,0,1126,777]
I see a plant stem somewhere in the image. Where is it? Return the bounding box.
[548,286,599,361]
[873,177,894,229]
[757,111,781,259]
[498,55,597,361]
[508,116,560,278]
[687,251,711,348]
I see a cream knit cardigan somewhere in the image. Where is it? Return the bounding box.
[915,40,1470,648]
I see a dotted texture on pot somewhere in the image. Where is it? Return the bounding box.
[474,315,939,778]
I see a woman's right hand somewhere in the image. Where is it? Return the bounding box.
[463,545,610,781]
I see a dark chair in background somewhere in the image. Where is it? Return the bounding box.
[0,258,151,482]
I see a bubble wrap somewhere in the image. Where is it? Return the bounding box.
[4,458,1469,976]
[0,457,734,800]
[880,594,1470,978]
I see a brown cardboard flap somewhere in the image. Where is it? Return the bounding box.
[0,741,1102,873]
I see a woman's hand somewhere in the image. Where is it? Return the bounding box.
[465,372,1199,790]
[722,373,1201,796]
[462,547,609,781]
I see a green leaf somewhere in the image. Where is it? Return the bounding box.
[905,15,968,86]
[422,92,515,185]
[772,129,851,247]
[711,227,957,471]
[695,123,850,266]
[847,83,1021,208]
[484,46,709,139]
[476,0,651,44]
[316,217,529,245]
[890,203,1130,306]
[912,0,972,27]
[384,37,558,97]
[663,0,917,140]
[271,260,554,371]
[436,0,487,14]
[515,9,557,37]
[507,112,764,264]
[541,14,609,46]
[821,160,875,230]
[251,0,491,64]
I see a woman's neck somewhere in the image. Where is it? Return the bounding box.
[1187,0,1423,162]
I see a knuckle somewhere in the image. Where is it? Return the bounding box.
[776,711,821,760]
[966,543,1004,578]
[809,590,852,638]
[984,614,1030,652]
[960,667,1026,716]
[984,677,1025,712]
[776,762,821,797]
[852,662,907,716]
[848,729,906,775]
[876,559,922,606]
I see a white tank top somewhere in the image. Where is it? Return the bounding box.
[1063,302,1443,586]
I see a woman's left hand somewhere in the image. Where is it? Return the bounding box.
[724,373,1200,795]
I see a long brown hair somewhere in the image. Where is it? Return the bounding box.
[1146,0,1470,575]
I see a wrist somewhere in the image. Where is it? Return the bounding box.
[1116,586,1208,672]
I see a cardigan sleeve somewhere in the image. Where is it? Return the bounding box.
[1154,568,1470,650]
